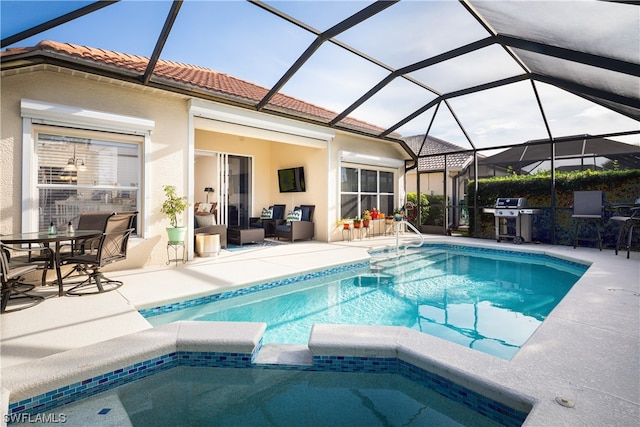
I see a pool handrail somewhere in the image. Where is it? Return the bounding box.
[395,220,424,254]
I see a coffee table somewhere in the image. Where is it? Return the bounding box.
[227,228,264,246]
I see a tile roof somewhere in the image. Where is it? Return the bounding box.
[2,40,387,136]
[403,134,473,171]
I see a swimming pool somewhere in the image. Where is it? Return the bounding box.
[26,366,519,427]
[145,245,588,360]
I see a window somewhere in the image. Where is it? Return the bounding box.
[36,129,140,231]
[340,166,395,218]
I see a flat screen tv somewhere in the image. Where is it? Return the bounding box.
[278,167,306,193]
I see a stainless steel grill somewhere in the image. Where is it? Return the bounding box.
[489,198,540,244]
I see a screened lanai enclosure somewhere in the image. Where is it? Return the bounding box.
[3,0,639,245]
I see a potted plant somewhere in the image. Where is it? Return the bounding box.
[161,185,189,242]
[393,208,404,221]
[336,218,351,230]
[362,210,371,227]
[353,217,362,229]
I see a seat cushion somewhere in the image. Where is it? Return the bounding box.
[276,224,291,233]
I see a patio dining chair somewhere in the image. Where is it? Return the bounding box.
[572,190,604,250]
[61,211,115,259]
[63,211,137,296]
[1,241,50,313]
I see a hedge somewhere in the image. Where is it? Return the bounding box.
[465,169,640,248]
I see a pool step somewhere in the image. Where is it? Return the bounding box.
[354,273,394,287]
[370,250,448,275]
[253,344,313,366]
[369,250,426,270]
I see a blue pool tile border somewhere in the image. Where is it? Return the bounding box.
[8,352,528,427]
[138,261,369,318]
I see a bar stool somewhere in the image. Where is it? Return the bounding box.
[611,206,639,259]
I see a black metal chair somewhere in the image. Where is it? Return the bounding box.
[572,190,604,250]
[1,242,50,313]
[63,212,137,296]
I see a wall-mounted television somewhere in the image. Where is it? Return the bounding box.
[278,166,306,193]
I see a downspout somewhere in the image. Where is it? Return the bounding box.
[187,109,195,260]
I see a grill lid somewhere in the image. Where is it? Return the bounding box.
[495,198,528,209]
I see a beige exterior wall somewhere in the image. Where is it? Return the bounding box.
[406,170,445,195]
[1,67,408,268]
[1,69,190,267]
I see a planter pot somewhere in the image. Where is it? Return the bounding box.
[166,226,187,243]
[343,223,351,230]
[362,220,370,227]
[354,221,361,229]
[394,214,404,221]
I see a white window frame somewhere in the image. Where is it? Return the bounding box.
[20,99,154,236]
[339,164,398,219]
[338,150,404,219]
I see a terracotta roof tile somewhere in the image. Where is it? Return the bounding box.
[3,40,388,135]
[403,134,474,171]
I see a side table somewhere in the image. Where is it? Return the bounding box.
[167,240,186,266]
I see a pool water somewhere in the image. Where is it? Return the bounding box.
[148,247,587,359]
[43,366,506,427]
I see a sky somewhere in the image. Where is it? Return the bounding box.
[2,0,639,150]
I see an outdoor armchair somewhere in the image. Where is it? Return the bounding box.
[275,205,315,242]
[251,204,286,237]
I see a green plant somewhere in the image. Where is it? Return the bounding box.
[406,192,431,226]
[160,185,188,228]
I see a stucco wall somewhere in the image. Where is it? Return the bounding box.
[1,69,190,267]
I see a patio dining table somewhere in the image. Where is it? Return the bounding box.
[2,230,102,297]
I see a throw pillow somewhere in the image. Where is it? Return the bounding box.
[197,203,212,213]
[286,209,302,225]
[261,207,273,219]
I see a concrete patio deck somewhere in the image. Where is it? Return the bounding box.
[1,235,638,426]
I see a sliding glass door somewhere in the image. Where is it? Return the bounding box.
[226,155,252,227]
[199,153,251,228]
